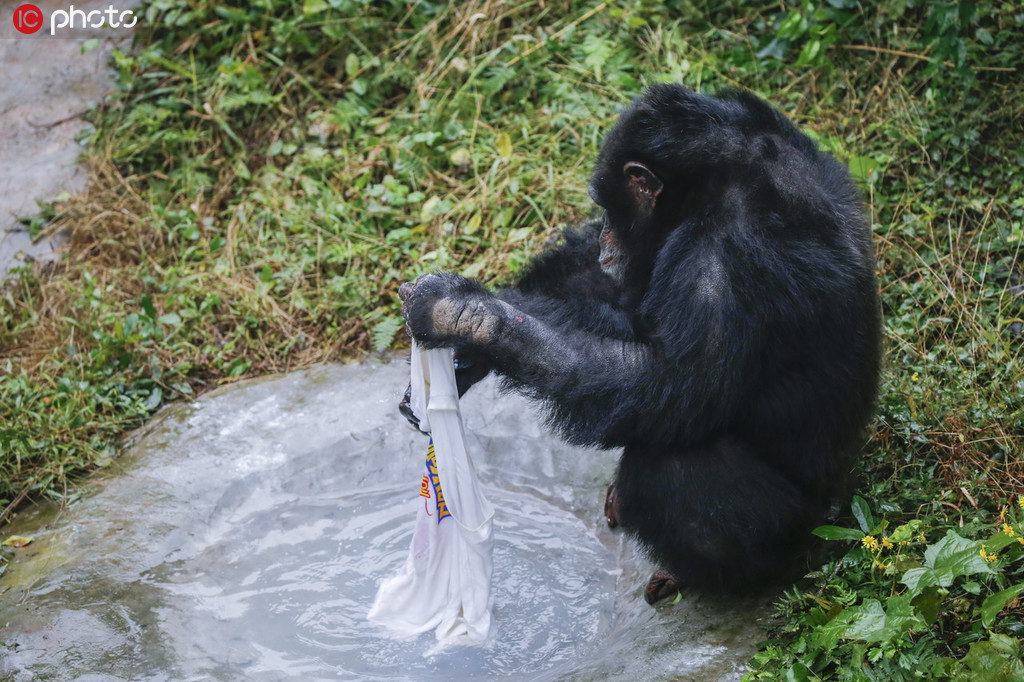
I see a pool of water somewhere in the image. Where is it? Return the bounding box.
[0,360,767,680]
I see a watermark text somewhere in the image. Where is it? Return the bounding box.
[11,3,137,36]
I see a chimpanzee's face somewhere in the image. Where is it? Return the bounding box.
[597,215,626,284]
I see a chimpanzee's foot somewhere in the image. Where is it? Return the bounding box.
[644,569,681,604]
[604,481,620,528]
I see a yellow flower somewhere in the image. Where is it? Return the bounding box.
[980,545,998,563]
[862,535,880,552]
[882,537,894,550]
[911,372,919,382]
[1019,496,1024,511]
[1004,523,1016,538]
[1001,506,1008,521]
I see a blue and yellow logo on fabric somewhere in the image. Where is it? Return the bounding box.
[422,438,451,523]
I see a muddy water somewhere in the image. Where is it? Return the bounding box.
[0,360,768,680]
[0,0,137,278]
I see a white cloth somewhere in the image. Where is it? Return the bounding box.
[367,343,495,645]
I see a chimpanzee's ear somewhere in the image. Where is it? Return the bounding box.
[623,161,663,216]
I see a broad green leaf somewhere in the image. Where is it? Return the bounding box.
[784,662,814,681]
[843,594,926,643]
[903,530,997,591]
[813,525,865,541]
[912,585,943,624]
[850,495,873,533]
[961,635,1024,681]
[983,530,1019,552]
[156,313,181,326]
[902,566,936,592]
[848,155,882,183]
[980,582,1024,629]
[889,519,923,543]
[925,530,996,581]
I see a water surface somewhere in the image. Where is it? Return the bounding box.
[0,360,767,680]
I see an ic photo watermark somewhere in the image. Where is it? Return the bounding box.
[11,3,137,36]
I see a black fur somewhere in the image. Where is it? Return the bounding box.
[402,84,881,593]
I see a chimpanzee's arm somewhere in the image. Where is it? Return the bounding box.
[402,272,741,449]
[496,221,633,339]
[447,222,632,398]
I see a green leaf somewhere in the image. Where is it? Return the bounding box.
[961,635,1024,681]
[156,313,181,326]
[146,387,163,411]
[303,0,329,14]
[345,53,360,79]
[850,495,873,533]
[777,11,808,40]
[496,132,512,158]
[225,357,252,377]
[140,295,156,320]
[371,316,403,352]
[980,582,1024,629]
[984,530,1019,552]
[925,530,996,577]
[507,227,532,243]
[901,566,936,592]
[461,261,486,279]
[463,212,482,235]
[448,148,471,167]
[902,530,997,591]
[889,519,923,543]
[842,594,926,643]
[848,155,882,183]
[912,585,943,624]
[813,525,866,541]
[796,39,821,66]
[784,662,814,682]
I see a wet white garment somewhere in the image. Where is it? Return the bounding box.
[367,343,495,645]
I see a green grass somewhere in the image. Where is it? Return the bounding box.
[2,0,1022,677]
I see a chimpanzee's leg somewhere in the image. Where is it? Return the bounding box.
[614,435,819,599]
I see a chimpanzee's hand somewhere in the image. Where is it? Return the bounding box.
[400,273,506,347]
[398,383,427,433]
[397,349,492,435]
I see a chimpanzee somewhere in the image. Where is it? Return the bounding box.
[399,84,881,602]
